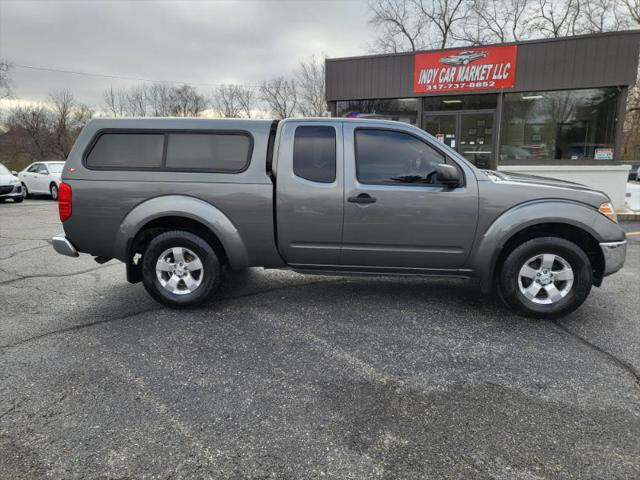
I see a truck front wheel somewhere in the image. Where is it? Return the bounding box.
[498,237,592,319]
[141,230,221,308]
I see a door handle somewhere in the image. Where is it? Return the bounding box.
[348,193,376,204]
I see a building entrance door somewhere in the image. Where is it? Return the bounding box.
[423,111,495,169]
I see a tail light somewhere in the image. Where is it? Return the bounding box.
[58,182,72,222]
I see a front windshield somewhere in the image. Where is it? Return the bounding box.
[0,164,10,175]
[48,163,64,173]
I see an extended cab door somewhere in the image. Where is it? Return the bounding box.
[340,122,479,271]
[275,120,343,268]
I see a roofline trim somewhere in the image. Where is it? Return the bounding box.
[326,30,640,63]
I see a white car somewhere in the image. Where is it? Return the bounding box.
[19,161,65,200]
[0,163,23,203]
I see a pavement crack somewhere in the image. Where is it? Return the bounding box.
[0,404,18,420]
[0,243,50,261]
[0,263,119,286]
[0,306,163,350]
[552,320,640,393]
[218,277,344,304]
[0,279,341,350]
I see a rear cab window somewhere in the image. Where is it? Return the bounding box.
[293,126,336,183]
[84,131,253,172]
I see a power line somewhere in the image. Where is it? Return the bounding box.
[12,63,261,89]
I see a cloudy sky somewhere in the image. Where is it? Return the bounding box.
[0,0,372,108]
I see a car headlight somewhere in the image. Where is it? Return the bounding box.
[598,202,617,223]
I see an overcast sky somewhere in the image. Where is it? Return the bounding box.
[0,0,372,108]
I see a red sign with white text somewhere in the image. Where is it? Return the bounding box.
[414,45,517,93]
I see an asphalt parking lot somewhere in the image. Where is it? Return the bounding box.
[1,199,639,479]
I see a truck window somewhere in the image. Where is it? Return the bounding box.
[86,133,164,169]
[355,129,446,185]
[165,133,252,172]
[293,126,336,183]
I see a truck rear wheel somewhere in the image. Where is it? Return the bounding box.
[498,237,592,319]
[141,230,221,308]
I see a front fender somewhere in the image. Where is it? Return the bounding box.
[113,195,249,269]
[471,200,619,293]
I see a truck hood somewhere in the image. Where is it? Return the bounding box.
[481,170,609,207]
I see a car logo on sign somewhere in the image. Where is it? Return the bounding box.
[440,51,488,66]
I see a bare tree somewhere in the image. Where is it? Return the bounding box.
[412,0,471,48]
[211,84,257,118]
[368,0,427,52]
[6,106,51,159]
[103,83,208,117]
[236,86,256,118]
[49,89,94,158]
[146,83,172,117]
[622,0,640,25]
[103,86,128,117]
[168,85,207,117]
[260,77,298,119]
[579,0,623,32]
[532,0,582,38]
[0,60,12,99]
[7,91,93,161]
[461,0,533,44]
[212,85,243,118]
[126,85,148,117]
[296,55,327,117]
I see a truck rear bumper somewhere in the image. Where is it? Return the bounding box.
[52,234,79,258]
[600,240,626,276]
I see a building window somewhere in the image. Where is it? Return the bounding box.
[355,129,446,185]
[423,94,498,112]
[293,126,336,183]
[500,88,618,163]
[337,98,418,125]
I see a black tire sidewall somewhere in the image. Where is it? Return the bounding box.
[499,237,592,319]
[141,231,221,308]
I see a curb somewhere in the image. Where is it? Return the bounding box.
[618,212,640,222]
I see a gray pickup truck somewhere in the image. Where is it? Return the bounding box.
[52,118,626,318]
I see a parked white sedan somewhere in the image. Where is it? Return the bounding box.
[19,161,65,200]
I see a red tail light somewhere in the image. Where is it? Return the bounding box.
[58,182,72,222]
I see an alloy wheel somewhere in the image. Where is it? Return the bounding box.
[517,253,574,305]
[155,247,204,295]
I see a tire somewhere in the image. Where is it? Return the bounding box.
[497,237,593,319]
[13,196,23,203]
[22,183,31,199]
[141,230,221,308]
[50,183,58,201]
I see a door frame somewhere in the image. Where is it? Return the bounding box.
[423,109,497,168]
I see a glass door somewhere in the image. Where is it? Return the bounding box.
[423,111,495,168]
[459,113,494,169]
[423,114,457,150]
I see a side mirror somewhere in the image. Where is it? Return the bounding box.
[435,164,461,187]
[11,170,17,176]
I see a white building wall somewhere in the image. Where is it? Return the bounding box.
[497,164,631,210]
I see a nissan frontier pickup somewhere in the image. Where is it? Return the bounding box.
[51,118,627,318]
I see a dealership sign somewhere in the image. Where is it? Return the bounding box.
[414,46,517,93]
